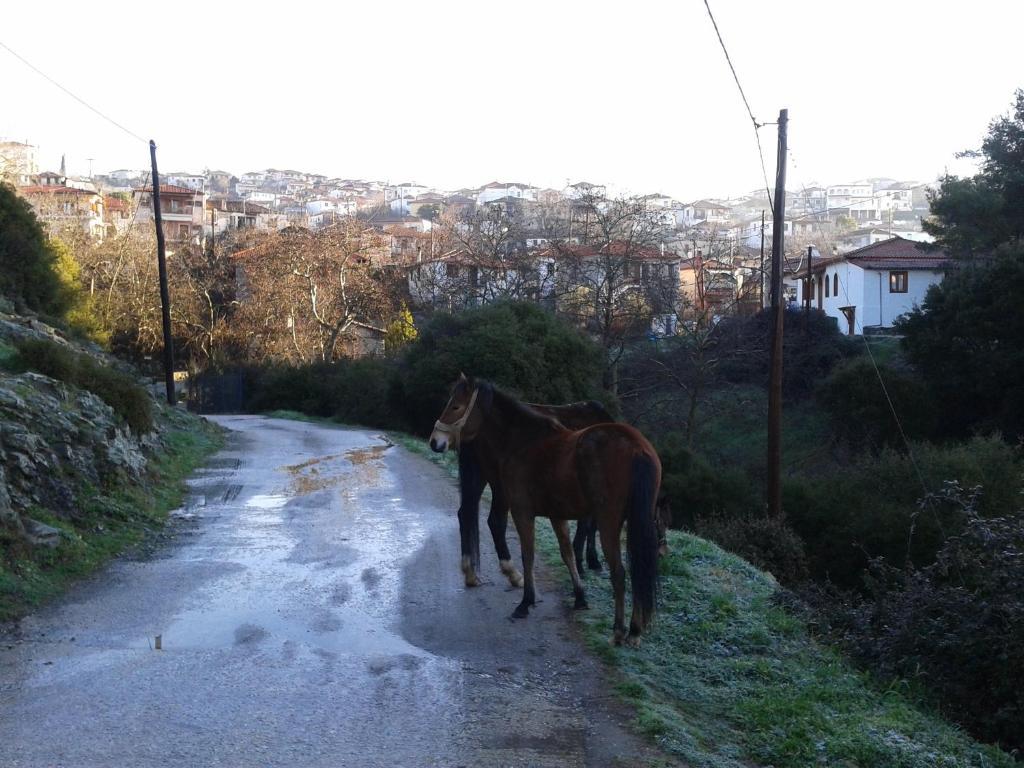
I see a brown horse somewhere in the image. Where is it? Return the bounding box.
[456,400,614,589]
[431,375,662,646]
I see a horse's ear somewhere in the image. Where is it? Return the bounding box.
[477,381,494,412]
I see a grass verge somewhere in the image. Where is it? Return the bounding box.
[0,408,224,622]
[537,530,1014,768]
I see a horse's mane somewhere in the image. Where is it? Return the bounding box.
[483,382,567,439]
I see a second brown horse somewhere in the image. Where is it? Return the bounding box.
[431,375,662,646]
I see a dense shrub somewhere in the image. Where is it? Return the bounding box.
[785,435,1022,588]
[714,307,860,401]
[806,485,1024,753]
[397,302,608,435]
[692,513,808,585]
[816,357,937,451]
[246,358,405,429]
[655,432,758,527]
[14,338,153,434]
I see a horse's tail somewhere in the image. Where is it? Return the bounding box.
[626,453,660,629]
[458,443,482,571]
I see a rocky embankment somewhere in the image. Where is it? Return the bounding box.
[0,313,180,550]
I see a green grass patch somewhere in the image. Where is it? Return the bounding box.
[0,341,19,372]
[537,529,1014,768]
[0,409,223,621]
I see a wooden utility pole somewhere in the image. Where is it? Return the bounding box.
[804,245,812,315]
[149,140,176,406]
[759,210,765,310]
[767,109,788,518]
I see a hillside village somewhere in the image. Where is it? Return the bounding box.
[1,138,946,344]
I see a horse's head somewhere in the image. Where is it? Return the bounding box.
[429,373,488,452]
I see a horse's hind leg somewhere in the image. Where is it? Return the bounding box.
[552,519,587,610]
[572,521,587,576]
[586,522,602,572]
[510,513,537,618]
[488,482,523,588]
[600,525,627,645]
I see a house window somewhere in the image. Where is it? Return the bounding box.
[833,273,839,296]
[889,271,908,293]
[546,262,556,276]
[445,263,459,278]
[825,273,830,297]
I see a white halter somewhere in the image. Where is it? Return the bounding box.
[432,387,479,447]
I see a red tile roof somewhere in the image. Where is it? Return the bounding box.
[20,185,95,195]
[135,184,200,195]
[812,237,949,273]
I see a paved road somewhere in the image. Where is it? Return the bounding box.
[0,416,670,767]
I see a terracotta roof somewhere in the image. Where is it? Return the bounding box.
[812,237,948,273]
[20,185,95,195]
[541,241,677,262]
[135,184,200,195]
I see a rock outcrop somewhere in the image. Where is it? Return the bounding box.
[0,315,160,545]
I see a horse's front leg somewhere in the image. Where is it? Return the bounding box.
[510,511,536,618]
[457,445,485,587]
[488,480,523,588]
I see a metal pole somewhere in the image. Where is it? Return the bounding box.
[149,140,176,406]
[767,109,788,518]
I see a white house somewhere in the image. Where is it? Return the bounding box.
[786,237,949,335]
[476,181,537,205]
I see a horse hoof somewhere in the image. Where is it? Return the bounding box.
[464,573,481,588]
[512,604,530,619]
[625,634,642,649]
[574,598,589,611]
[587,560,602,572]
[611,632,624,647]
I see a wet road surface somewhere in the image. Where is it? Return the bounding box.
[0,416,671,767]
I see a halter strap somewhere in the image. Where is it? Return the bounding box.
[432,387,479,445]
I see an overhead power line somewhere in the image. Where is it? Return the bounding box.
[702,0,774,215]
[0,39,147,145]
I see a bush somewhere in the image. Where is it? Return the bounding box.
[655,432,759,527]
[692,513,808,585]
[245,358,406,430]
[807,485,1024,753]
[14,338,153,434]
[816,357,937,451]
[785,436,1022,588]
[397,302,609,435]
[714,307,860,401]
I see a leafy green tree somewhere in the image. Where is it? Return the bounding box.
[925,89,1024,257]
[395,301,608,435]
[897,244,1024,439]
[0,183,67,315]
[899,91,1024,438]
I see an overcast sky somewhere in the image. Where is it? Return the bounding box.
[2,0,1021,200]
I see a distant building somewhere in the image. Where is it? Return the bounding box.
[786,237,949,335]
[20,184,105,239]
[0,140,38,185]
[133,184,205,242]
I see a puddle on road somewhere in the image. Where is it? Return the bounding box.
[140,441,431,663]
[280,444,392,496]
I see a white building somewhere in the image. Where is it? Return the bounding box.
[476,181,537,205]
[786,237,949,335]
[164,173,206,192]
